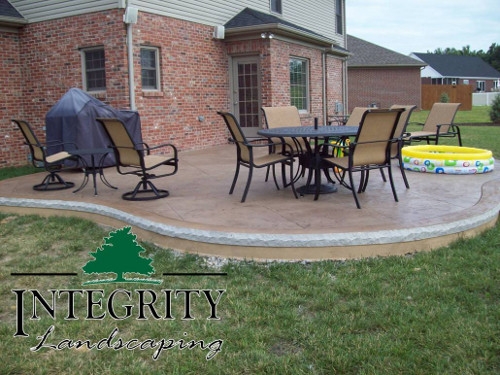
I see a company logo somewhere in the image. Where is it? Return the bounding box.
[11,226,226,361]
[82,226,161,285]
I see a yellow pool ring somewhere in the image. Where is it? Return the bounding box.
[402,145,495,174]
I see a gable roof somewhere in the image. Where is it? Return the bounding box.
[224,7,348,55]
[0,0,26,26]
[412,53,500,79]
[347,35,425,68]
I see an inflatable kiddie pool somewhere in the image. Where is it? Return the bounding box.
[402,145,495,174]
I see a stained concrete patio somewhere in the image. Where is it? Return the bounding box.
[1,144,499,261]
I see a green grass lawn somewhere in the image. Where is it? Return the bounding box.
[409,105,493,124]
[0,215,499,374]
[1,106,499,374]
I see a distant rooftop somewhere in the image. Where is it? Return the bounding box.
[412,53,500,78]
[347,35,425,68]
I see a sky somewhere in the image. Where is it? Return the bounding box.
[345,0,499,56]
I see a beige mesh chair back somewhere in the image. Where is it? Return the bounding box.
[408,103,462,145]
[387,105,417,188]
[261,106,307,181]
[97,118,178,201]
[217,111,298,203]
[12,119,77,191]
[321,109,404,208]
[261,106,306,151]
[345,107,370,126]
[261,106,301,128]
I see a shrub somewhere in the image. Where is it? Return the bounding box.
[439,92,450,103]
[490,94,500,123]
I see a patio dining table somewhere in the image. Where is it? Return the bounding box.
[258,125,359,200]
[70,148,118,195]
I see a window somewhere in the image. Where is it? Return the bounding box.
[82,48,106,91]
[270,0,282,14]
[476,81,485,92]
[141,47,160,90]
[289,58,309,111]
[336,0,343,34]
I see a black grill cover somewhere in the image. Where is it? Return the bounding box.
[45,88,142,167]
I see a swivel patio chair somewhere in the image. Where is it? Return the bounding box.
[407,102,462,145]
[321,108,404,209]
[217,111,298,203]
[96,118,178,201]
[12,119,78,191]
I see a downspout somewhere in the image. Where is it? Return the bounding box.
[127,23,136,110]
[322,51,327,124]
[123,6,138,110]
[342,56,348,115]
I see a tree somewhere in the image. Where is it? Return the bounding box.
[82,226,161,284]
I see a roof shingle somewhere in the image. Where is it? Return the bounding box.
[0,0,23,19]
[412,53,500,78]
[347,35,425,67]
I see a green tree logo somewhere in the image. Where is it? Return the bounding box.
[82,226,161,285]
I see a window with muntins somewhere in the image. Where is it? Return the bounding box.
[270,0,282,14]
[336,0,343,34]
[290,58,309,111]
[141,47,160,90]
[83,48,106,91]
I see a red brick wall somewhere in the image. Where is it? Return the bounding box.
[2,10,129,167]
[347,67,422,112]
[234,38,344,126]
[2,9,345,167]
[0,29,26,166]
[133,13,229,150]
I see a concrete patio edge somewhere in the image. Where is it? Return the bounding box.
[1,185,498,249]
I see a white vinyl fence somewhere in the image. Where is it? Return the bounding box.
[473,92,500,106]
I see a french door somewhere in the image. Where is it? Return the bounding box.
[231,56,261,137]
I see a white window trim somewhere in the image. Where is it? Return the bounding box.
[140,46,161,91]
[80,47,106,93]
[290,57,310,113]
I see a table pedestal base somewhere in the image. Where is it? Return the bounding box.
[297,183,337,196]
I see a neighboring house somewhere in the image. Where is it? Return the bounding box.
[1,0,349,167]
[346,35,425,113]
[411,53,500,92]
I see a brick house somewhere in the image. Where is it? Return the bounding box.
[346,35,425,113]
[1,0,349,167]
[411,53,500,92]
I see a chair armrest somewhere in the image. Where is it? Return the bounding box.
[436,123,455,131]
[244,138,283,147]
[145,143,178,158]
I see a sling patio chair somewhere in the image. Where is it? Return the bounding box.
[377,104,417,188]
[345,107,370,126]
[261,105,307,181]
[320,108,404,209]
[12,119,79,191]
[406,102,462,146]
[96,118,178,201]
[217,111,298,203]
